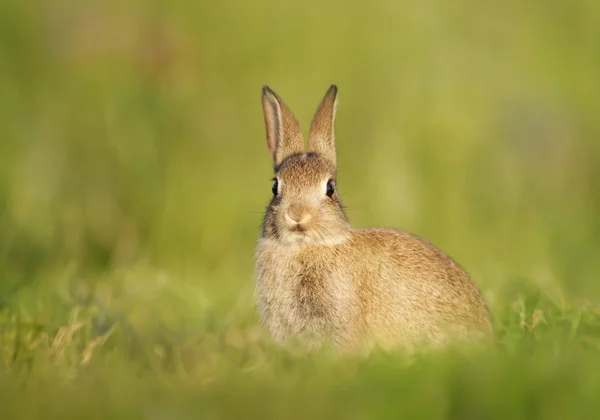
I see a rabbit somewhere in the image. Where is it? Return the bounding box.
[255,85,493,353]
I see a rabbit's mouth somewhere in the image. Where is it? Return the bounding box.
[284,228,312,244]
[289,224,307,233]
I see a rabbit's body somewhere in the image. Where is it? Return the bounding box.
[256,85,492,352]
[257,225,492,352]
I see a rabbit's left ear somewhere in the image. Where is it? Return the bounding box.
[308,85,338,167]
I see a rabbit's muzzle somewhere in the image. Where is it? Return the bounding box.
[285,203,313,232]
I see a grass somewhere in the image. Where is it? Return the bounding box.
[1,274,600,419]
[1,0,600,418]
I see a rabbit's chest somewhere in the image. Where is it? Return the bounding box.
[256,249,340,341]
[275,261,330,324]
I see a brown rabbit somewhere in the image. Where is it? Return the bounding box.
[255,85,493,353]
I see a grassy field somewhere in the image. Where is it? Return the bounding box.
[1,0,600,418]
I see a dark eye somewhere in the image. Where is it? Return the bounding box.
[272,179,278,196]
[326,180,335,197]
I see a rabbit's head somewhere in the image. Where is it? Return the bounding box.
[260,85,350,245]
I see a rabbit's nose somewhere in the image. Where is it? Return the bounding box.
[286,204,312,225]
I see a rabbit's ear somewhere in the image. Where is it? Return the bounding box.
[308,85,338,167]
[262,86,304,167]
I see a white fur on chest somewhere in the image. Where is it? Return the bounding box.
[255,241,352,345]
[255,245,325,342]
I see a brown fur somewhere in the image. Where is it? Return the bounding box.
[256,85,493,354]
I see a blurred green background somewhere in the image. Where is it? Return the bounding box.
[1,0,600,418]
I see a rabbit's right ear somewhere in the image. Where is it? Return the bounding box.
[261,86,304,167]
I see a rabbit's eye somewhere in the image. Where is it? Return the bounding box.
[272,179,278,196]
[326,180,335,197]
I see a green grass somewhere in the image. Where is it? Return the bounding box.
[1,0,600,418]
[1,278,600,419]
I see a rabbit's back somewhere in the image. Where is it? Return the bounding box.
[348,228,493,347]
